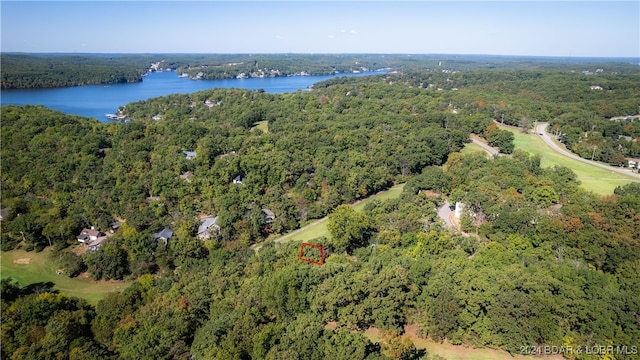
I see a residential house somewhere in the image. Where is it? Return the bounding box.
[183,151,197,160]
[233,174,245,185]
[261,209,276,224]
[110,221,122,232]
[218,151,237,159]
[154,227,174,246]
[198,216,220,240]
[88,235,108,252]
[77,227,109,251]
[205,99,222,108]
[77,227,104,243]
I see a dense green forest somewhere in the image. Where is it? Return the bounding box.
[0,54,152,89]
[2,150,639,359]
[320,66,640,163]
[2,65,640,359]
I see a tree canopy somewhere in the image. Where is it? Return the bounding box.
[2,60,640,359]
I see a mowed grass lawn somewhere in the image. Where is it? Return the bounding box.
[499,125,639,195]
[281,183,405,243]
[460,142,491,157]
[1,248,128,305]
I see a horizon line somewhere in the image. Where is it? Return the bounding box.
[2,51,639,60]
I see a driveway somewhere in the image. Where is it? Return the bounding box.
[536,123,640,179]
[437,200,455,228]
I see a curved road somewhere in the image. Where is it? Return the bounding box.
[536,123,640,179]
[470,138,500,156]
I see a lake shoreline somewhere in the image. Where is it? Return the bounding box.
[1,70,387,122]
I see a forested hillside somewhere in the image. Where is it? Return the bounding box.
[1,77,475,265]
[364,68,640,163]
[0,54,153,89]
[2,154,638,359]
[2,67,639,359]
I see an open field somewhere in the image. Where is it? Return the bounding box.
[460,141,493,157]
[272,183,405,244]
[498,125,639,195]
[1,248,129,305]
[251,120,269,133]
[352,182,405,211]
[364,326,562,360]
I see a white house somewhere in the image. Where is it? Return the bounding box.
[183,151,197,160]
[77,227,103,243]
[198,216,220,240]
[454,202,465,219]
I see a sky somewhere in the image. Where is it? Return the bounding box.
[1,1,638,58]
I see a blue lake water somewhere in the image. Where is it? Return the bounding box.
[1,70,385,122]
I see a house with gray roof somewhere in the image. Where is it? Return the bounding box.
[198,216,220,240]
[154,227,174,246]
[261,209,276,224]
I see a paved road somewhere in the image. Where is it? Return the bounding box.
[536,123,640,179]
[470,137,500,156]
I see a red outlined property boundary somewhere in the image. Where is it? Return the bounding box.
[299,242,325,265]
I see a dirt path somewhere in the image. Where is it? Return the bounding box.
[536,123,640,179]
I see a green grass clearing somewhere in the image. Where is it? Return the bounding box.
[287,220,330,243]
[251,120,269,133]
[1,248,129,305]
[460,142,491,157]
[278,183,405,244]
[352,183,405,211]
[499,125,639,195]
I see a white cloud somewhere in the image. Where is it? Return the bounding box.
[350,29,359,35]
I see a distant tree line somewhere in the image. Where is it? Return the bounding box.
[4,53,638,89]
[0,54,152,88]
